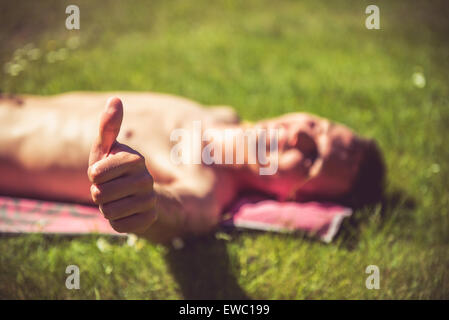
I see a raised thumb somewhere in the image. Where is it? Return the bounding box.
[89,97,123,166]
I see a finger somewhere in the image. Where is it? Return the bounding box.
[99,194,156,221]
[110,211,158,234]
[88,145,145,184]
[89,97,124,166]
[90,172,153,204]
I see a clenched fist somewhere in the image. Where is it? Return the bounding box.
[88,97,157,234]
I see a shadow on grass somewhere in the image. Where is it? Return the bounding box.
[165,235,249,300]
[337,188,416,250]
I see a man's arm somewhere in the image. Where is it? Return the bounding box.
[88,97,221,243]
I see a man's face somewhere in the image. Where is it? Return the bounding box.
[254,113,367,201]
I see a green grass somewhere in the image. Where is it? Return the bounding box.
[1,0,449,299]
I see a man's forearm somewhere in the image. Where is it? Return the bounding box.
[142,182,220,243]
[140,184,185,243]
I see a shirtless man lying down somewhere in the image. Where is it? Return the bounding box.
[0,92,384,243]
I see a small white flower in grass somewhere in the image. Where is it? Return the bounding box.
[412,72,426,88]
[430,163,440,174]
[16,58,28,69]
[8,64,23,76]
[28,48,41,60]
[127,234,145,251]
[55,48,68,61]
[66,36,81,50]
[13,48,25,59]
[126,234,138,247]
[46,51,57,63]
[105,265,113,275]
[96,237,111,252]
[171,237,184,250]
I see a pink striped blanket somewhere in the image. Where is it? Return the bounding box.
[0,195,351,242]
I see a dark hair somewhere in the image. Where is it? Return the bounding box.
[341,139,386,208]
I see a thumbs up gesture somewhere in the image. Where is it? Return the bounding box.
[88,97,157,234]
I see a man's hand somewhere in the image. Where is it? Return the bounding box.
[88,97,157,234]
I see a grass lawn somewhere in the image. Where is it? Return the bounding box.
[1,0,448,299]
